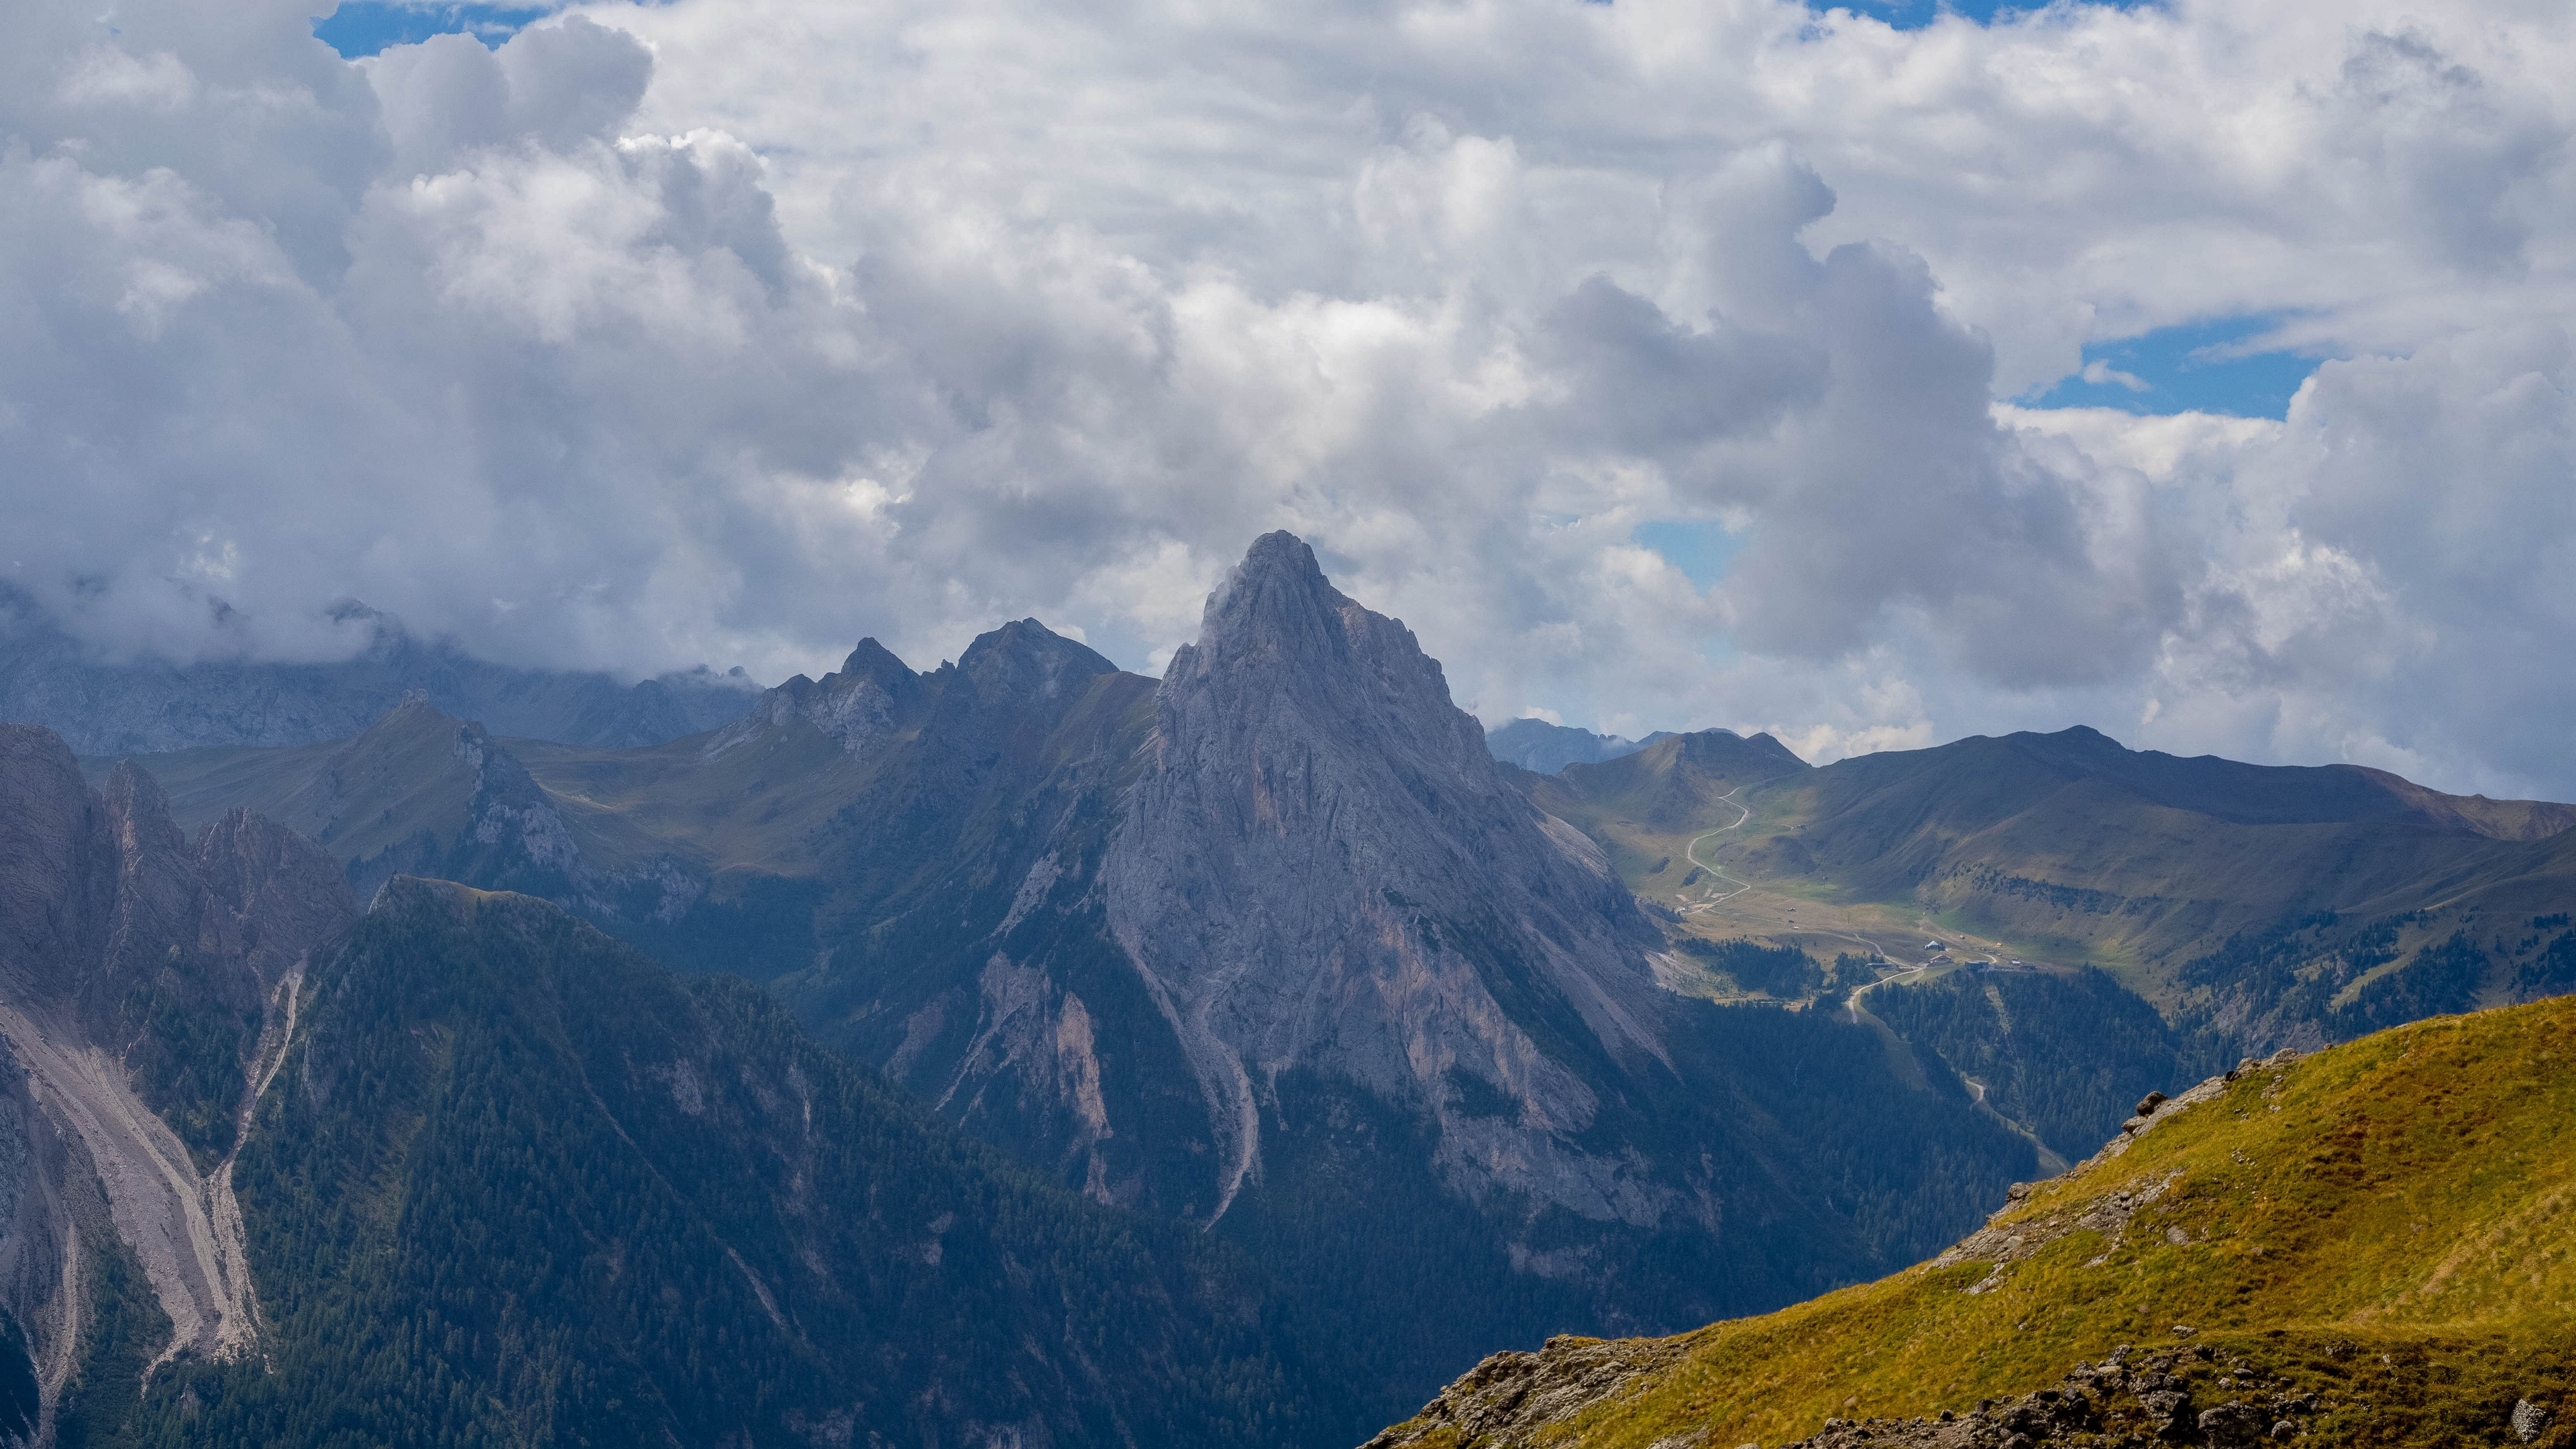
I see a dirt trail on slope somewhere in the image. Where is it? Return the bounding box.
[1680,788,1757,910]
[0,998,266,1377]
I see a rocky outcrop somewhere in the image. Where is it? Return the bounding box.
[1779,1350,2324,1449]
[1360,1334,1688,1449]
[0,723,355,1430]
[839,534,2032,1416]
[1102,532,1674,1224]
[704,637,926,761]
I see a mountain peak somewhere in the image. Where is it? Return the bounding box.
[1106,531,1668,1226]
[361,690,462,741]
[1186,530,1350,676]
[835,638,914,690]
[1237,528,1327,587]
[957,619,1116,704]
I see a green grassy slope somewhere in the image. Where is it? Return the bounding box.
[1526,725,2576,1136]
[101,696,487,864]
[1538,730,1811,836]
[1371,994,2576,1449]
[1719,727,2576,983]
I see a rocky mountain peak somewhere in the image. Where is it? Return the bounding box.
[1185,530,1348,665]
[722,621,1119,763]
[1670,727,1809,775]
[835,638,914,692]
[1167,529,1487,785]
[195,808,358,989]
[99,756,189,863]
[955,619,1116,708]
[718,641,922,760]
[1102,531,1669,1225]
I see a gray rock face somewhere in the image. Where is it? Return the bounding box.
[707,637,923,760]
[0,588,759,753]
[0,724,356,1430]
[1103,532,1675,1222]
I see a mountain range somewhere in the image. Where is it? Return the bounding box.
[0,724,1360,1446]
[75,535,2037,1419]
[1522,721,2576,1163]
[0,587,760,755]
[1483,720,1677,775]
[2,529,2570,1446]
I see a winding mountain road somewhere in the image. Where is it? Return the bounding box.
[1680,788,1757,910]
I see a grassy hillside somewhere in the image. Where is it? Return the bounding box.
[1667,727,2576,990]
[1370,994,2576,1449]
[1519,722,2576,1159]
[1528,725,2576,994]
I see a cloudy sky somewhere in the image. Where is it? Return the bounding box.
[5,0,2571,796]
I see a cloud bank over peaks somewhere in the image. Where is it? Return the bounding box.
[1,0,2571,800]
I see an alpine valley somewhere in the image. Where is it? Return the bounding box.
[0,532,2568,1448]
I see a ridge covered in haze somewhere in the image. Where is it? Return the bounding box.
[1485,718,1680,775]
[0,587,761,753]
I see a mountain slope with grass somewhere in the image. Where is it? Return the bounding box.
[1369,993,2576,1449]
[1521,722,2576,1161]
[1740,726,2576,977]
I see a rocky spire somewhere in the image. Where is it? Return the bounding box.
[1104,531,1668,1224]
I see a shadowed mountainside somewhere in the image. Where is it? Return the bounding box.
[0,722,356,1443]
[105,879,1362,1449]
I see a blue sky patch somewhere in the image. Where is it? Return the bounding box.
[1633,519,1744,590]
[1815,0,2158,32]
[2020,315,2322,419]
[313,2,553,58]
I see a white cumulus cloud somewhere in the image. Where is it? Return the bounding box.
[0,0,2569,797]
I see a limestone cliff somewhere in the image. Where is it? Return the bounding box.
[1101,531,1674,1224]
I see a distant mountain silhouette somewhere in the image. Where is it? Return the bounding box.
[1485,716,1676,774]
[0,586,758,753]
